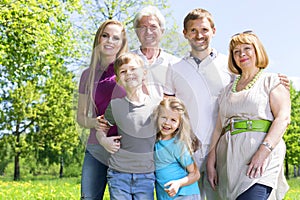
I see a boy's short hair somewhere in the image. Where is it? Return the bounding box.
[114,53,144,76]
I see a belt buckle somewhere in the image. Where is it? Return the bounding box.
[230,118,242,132]
[247,120,253,130]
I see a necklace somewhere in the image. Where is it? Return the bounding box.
[232,69,263,92]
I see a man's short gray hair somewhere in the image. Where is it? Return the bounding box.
[133,5,166,31]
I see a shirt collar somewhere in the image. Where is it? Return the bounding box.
[134,47,164,66]
[185,48,217,63]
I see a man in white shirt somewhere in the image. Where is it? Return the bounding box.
[164,8,233,200]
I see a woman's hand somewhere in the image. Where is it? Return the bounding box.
[278,73,290,91]
[246,145,270,178]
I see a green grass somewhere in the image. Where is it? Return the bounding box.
[0,176,82,200]
[0,176,299,199]
[284,177,300,200]
[0,176,110,200]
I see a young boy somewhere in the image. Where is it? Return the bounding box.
[96,52,161,200]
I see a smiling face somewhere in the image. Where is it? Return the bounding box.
[183,18,215,55]
[157,106,181,140]
[233,43,257,70]
[135,15,163,48]
[116,59,146,91]
[98,24,123,58]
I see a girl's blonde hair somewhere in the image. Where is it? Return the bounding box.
[228,31,268,75]
[86,20,128,114]
[154,97,200,155]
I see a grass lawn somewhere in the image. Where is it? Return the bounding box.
[0,176,299,199]
[284,177,300,200]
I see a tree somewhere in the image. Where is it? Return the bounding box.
[284,83,300,179]
[0,0,81,180]
[25,67,79,177]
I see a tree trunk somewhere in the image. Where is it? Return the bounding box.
[294,165,297,177]
[59,156,64,178]
[298,164,300,177]
[14,132,21,181]
[14,152,20,181]
[285,159,289,179]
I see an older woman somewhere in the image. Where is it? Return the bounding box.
[206,31,290,200]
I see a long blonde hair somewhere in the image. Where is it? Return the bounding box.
[86,20,128,115]
[154,97,200,155]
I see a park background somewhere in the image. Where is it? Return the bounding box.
[0,0,299,199]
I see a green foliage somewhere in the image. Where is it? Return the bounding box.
[0,0,82,180]
[284,84,300,166]
[81,0,169,26]
[0,136,13,175]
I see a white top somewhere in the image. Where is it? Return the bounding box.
[132,48,180,99]
[217,73,289,199]
[164,49,233,162]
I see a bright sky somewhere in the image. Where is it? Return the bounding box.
[168,0,300,89]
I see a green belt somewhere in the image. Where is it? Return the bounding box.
[222,119,272,136]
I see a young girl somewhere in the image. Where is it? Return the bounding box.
[154,97,201,200]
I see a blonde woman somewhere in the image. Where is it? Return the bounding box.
[207,31,290,200]
[77,20,128,200]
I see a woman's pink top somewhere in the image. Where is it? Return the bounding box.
[78,63,126,144]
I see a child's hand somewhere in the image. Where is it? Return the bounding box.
[164,180,180,197]
[96,134,122,154]
[96,115,110,132]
